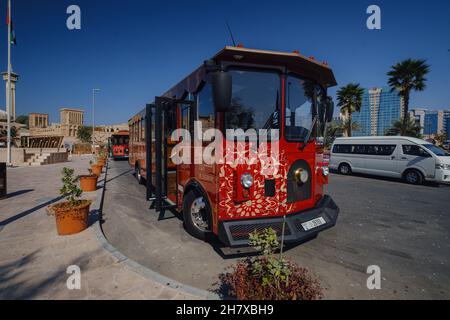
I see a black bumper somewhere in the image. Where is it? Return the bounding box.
[218,195,339,247]
[112,155,129,160]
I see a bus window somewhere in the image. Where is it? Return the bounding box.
[285,75,315,141]
[225,69,280,135]
[197,84,214,130]
[182,105,190,131]
[141,119,146,142]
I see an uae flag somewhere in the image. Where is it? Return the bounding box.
[6,1,16,45]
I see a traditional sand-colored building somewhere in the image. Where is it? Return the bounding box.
[24,108,84,149]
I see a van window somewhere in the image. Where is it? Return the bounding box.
[366,145,396,156]
[333,144,352,154]
[402,145,431,158]
[333,144,396,156]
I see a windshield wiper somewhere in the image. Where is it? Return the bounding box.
[299,115,317,151]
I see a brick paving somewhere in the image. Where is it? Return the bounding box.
[0,156,199,300]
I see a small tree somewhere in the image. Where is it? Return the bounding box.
[435,131,448,146]
[10,126,17,139]
[60,167,83,206]
[385,118,422,138]
[218,228,323,300]
[15,115,29,127]
[77,126,92,143]
[98,146,107,159]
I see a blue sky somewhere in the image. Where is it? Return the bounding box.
[1,0,449,125]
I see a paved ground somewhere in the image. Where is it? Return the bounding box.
[102,160,450,299]
[0,156,198,300]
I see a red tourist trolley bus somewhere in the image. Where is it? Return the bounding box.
[110,131,129,160]
[129,46,339,246]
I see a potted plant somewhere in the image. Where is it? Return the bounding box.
[97,147,107,167]
[79,161,98,192]
[51,167,91,236]
[91,161,103,177]
[218,228,323,300]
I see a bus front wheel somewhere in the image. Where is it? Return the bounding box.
[183,191,211,241]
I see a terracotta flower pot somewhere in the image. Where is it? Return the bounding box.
[91,164,102,177]
[79,175,98,192]
[52,200,92,236]
[97,158,106,167]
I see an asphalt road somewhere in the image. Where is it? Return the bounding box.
[102,160,450,299]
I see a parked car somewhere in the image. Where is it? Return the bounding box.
[442,142,450,151]
[330,136,450,185]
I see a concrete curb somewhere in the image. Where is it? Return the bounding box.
[91,159,220,300]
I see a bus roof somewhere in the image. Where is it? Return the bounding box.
[111,130,129,136]
[163,46,337,100]
[334,136,429,145]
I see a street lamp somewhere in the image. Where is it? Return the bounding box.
[92,88,100,152]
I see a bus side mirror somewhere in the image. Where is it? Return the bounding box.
[211,71,232,113]
[325,97,334,123]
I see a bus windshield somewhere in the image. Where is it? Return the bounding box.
[112,136,129,145]
[285,75,322,142]
[225,69,280,138]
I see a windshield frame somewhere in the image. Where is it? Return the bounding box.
[222,66,283,142]
[283,72,324,143]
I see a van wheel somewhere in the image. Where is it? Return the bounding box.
[338,163,352,175]
[183,191,211,241]
[135,164,144,185]
[404,169,423,185]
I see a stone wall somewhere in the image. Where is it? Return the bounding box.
[0,148,26,166]
[0,148,69,167]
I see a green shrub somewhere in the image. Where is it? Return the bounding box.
[60,167,83,206]
[218,228,323,300]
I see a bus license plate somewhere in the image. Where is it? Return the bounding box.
[302,217,326,231]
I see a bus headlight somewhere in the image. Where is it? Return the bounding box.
[240,173,253,189]
[294,168,309,184]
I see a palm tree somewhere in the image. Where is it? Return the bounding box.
[336,83,364,137]
[385,118,422,138]
[387,59,430,129]
[325,120,361,147]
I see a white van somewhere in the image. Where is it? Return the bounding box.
[330,136,450,185]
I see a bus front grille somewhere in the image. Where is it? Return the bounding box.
[229,221,293,242]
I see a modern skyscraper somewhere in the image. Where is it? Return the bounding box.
[410,109,450,139]
[423,111,439,136]
[445,113,450,138]
[345,87,404,136]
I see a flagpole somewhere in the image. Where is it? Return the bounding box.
[6,0,12,166]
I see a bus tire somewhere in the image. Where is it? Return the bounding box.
[403,169,423,185]
[338,163,352,175]
[183,191,211,241]
[135,163,144,185]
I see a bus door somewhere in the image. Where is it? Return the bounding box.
[154,97,195,218]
